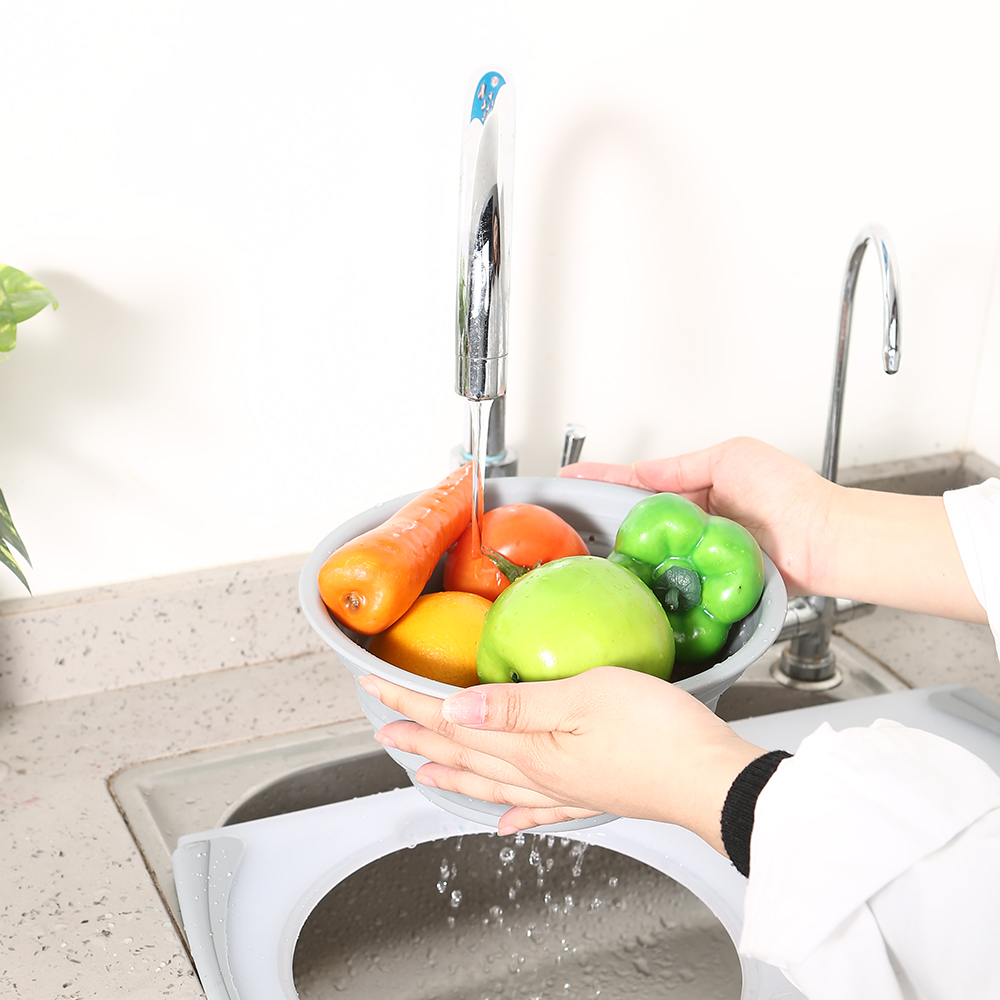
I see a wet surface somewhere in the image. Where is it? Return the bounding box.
[294,833,742,1000]
[715,681,837,721]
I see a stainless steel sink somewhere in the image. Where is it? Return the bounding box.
[112,717,753,998]
[835,450,999,495]
[110,668,871,999]
[293,832,743,999]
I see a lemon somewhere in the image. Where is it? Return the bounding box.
[367,591,493,687]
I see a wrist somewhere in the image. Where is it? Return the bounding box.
[671,735,767,855]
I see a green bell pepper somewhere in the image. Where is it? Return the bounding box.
[608,493,765,664]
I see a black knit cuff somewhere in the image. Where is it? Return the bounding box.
[720,749,792,877]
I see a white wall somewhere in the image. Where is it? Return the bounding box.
[2,0,999,599]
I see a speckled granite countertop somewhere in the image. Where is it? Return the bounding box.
[0,645,360,999]
[0,554,997,999]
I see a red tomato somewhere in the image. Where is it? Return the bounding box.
[443,503,591,600]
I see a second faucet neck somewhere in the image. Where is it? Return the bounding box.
[821,223,901,484]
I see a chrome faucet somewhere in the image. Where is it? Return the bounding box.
[453,71,518,478]
[775,224,902,687]
[561,425,587,468]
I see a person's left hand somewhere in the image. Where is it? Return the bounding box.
[358,667,763,854]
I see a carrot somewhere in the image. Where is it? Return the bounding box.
[318,463,474,635]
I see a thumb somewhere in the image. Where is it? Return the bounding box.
[442,674,589,733]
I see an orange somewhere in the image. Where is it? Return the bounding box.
[367,591,493,687]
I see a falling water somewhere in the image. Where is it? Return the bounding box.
[469,398,494,555]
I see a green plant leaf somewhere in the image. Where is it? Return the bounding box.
[9,287,59,323]
[0,487,30,564]
[0,488,31,592]
[0,263,57,298]
[0,264,58,353]
[0,538,30,592]
[0,285,16,353]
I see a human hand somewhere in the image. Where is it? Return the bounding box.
[358,667,764,854]
[562,435,985,622]
[561,436,830,597]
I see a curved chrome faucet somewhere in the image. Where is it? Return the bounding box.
[776,224,902,687]
[821,224,901,483]
[453,71,518,476]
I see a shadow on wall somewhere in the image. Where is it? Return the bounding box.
[516,108,716,475]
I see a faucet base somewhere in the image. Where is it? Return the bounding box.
[772,652,844,691]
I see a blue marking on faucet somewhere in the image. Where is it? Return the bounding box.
[471,72,506,123]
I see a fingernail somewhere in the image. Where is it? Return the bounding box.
[373,731,396,749]
[357,674,380,697]
[442,690,486,726]
[414,771,438,788]
[497,821,519,836]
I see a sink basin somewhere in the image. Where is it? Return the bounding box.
[112,717,748,997]
[293,831,743,999]
[133,704,807,1000]
[836,449,999,495]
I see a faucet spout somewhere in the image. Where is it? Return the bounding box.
[455,71,514,403]
[452,71,518,478]
[821,223,901,483]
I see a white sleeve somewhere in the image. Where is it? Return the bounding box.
[943,476,1000,658]
[738,719,1000,1000]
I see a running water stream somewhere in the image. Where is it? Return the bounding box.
[469,398,494,556]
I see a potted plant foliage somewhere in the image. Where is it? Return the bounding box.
[1,264,58,591]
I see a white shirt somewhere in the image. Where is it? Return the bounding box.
[739,479,1000,999]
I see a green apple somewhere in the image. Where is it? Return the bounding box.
[476,555,674,683]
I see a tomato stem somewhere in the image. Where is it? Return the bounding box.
[482,545,538,584]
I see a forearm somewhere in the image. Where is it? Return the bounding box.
[816,487,986,623]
